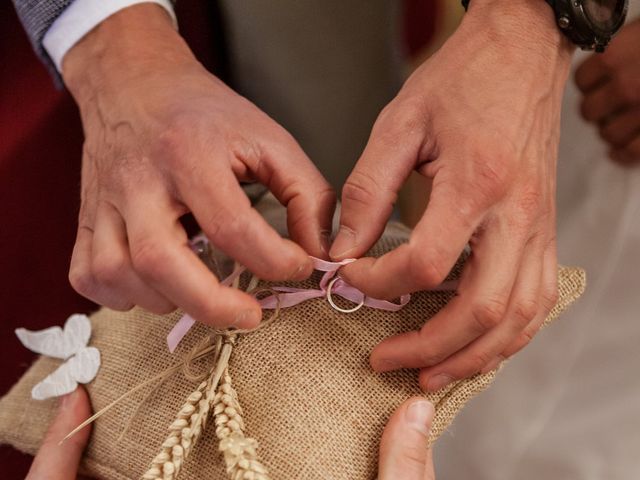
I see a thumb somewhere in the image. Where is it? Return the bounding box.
[329,104,425,260]
[378,397,436,480]
[27,387,93,480]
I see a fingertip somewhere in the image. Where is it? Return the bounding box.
[369,352,403,373]
[337,257,375,287]
[232,307,263,329]
[285,244,314,281]
[329,225,358,260]
[191,287,262,330]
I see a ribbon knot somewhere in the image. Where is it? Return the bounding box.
[167,256,410,353]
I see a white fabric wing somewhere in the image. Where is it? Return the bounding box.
[15,314,91,359]
[31,347,101,400]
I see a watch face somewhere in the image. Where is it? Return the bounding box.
[582,0,626,31]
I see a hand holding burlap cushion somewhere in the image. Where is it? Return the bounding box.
[0,222,585,480]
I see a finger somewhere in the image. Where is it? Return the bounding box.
[580,81,627,123]
[574,54,609,93]
[599,106,640,148]
[339,178,481,300]
[330,102,426,260]
[124,192,262,329]
[68,224,126,308]
[177,156,312,282]
[501,236,558,358]
[91,201,175,313]
[27,387,92,480]
[611,136,640,165]
[254,132,337,258]
[418,231,545,391]
[369,215,525,374]
[378,398,435,480]
[69,162,104,304]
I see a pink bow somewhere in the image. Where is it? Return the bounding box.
[167,257,411,353]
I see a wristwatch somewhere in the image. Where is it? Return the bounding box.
[461,0,629,52]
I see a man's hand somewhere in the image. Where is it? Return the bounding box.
[27,388,92,480]
[332,0,573,390]
[576,18,640,165]
[377,398,435,480]
[62,5,335,329]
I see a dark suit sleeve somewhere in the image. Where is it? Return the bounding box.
[12,0,76,84]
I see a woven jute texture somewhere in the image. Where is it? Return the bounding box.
[0,222,585,480]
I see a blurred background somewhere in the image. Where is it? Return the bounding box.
[1,0,639,478]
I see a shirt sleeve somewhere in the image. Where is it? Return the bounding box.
[42,0,177,74]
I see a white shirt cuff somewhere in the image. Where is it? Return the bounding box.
[43,0,177,73]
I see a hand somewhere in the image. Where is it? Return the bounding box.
[576,18,640,165]
[62,4,335,329]
[27,388,92,480]
[377,398,435,480]
[331,0,573,390]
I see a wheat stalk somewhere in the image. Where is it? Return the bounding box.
[141,378,211,480]
[142,337,235,480]
[142,271,276,480]
[214,370,270,480]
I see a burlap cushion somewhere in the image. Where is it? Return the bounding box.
[0,221,585,480]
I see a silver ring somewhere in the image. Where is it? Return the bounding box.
[326,277,365,313]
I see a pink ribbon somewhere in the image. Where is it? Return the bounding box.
[167,256,411,353]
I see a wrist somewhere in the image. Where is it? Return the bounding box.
[63,3,195,105]
[461,0,574,68]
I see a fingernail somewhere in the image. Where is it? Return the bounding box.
[319,230,332,256]
[426,374,455,392]
[329,226,357,259]
[406,399,434,436]
[372,358,403,372]
[233,309,261,328]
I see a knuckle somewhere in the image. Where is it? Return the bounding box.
[470,297,507,332]
[401,445,429,466]
[203,207,251,245]
[512,298,539,327]
[68,265,94,297]
[466,146,514,204]
[92,251,128,285]
[515,186,543,220]
[156,126,187,161]
[131,240,171,278]
[541,285,559,312]
[374,99,425,138]
[466,350,493,374]
[409,248,449,288]
[417,348,446,367]
[519,325,538,345]
[342,170,391,208]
